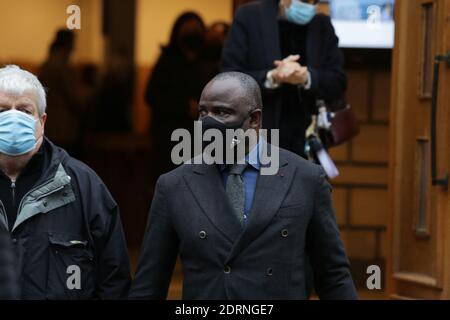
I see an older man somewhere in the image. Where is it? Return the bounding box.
[129,72,356,300]
[0,65,130,299]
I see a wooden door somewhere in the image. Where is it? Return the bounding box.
[387,0,450,299]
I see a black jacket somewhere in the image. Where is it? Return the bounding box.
[129,143,357,300]
[222,0,346,155]
[0,138,131,299]
[0,226,18,299]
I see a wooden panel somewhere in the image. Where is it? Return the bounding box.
[329,143,349,162]
[350,189,388,227]
[391,0,441,289]
[372,71,391,122]
[347,70,370,122]
[340,230,377,260]
[419,1,436,98]
[351,125,389,163]
[388,0,450,299]
[333,165,388,186]
[332,187,348,226]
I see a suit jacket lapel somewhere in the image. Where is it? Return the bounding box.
[183,164,242,245]
[226,152,295,264]
[306,16,321,68]
[260,0,321,67]
[260,0,282,65]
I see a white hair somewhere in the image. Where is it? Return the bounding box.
[0,65,47,116]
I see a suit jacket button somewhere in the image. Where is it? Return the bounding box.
[266,268,273,276]
[199,231,207,239]
[281,229,289,237]
[224,266,231,274]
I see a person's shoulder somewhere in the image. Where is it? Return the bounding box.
[48,142,107,188]
[278,147,321,180]
[314,13,332,23]
[62,155,106,186]
[60,153,119,208]
[313,13,334,29]
[234,0,262,18]
[156,163,194,189]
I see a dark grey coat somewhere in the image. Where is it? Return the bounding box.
[130,144,356,300]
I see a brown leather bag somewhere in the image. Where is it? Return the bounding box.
[319,104,360,148]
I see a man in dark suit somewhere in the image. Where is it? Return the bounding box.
[222,0,346,158]
[129,71,356,300]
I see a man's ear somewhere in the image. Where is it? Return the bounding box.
[40,113,47,130]
[249,109,262,129]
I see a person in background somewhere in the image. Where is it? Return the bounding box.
[222,0,346,158]
[0,65,131,299]
[145,12,209,177]
[202,21,230,80]
[96,48,134,133]
[39,29,84,158]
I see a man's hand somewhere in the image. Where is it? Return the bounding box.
[271,55,309,86]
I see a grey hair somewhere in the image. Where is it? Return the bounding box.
[0,65,47,115]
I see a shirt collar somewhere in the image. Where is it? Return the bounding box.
[218,138,263,172]
[246,139,262,170]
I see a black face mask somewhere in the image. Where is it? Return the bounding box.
[181,32,204,51]
[201,115,245,136]
[200,114,253,161]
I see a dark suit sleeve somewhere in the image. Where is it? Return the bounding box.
[221,6,272,88]
[306,166,358,300]
[129,175,179,299]
[307,16,347,100]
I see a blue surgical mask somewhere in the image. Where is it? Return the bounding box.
[285,0,317,25]
[0,109,38,156]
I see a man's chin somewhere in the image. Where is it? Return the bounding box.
[0,147,36,159]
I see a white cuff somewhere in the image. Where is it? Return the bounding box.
[264,70,280,89]
[303,71,312,90]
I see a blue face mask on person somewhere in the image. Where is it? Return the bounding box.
[0,109,38,156]
[285,0,317,25]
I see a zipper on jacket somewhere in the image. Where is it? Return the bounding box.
[13,176,67,232]
[0,201,9,231]
[16,177,53,213]
[11,179,16,208]
[34,184,65,202]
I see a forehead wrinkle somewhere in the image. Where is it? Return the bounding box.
[201,79,246,108]
[0,91,39,111]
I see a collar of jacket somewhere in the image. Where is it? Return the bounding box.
[260,0,320,68]
[0,137,75,233]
